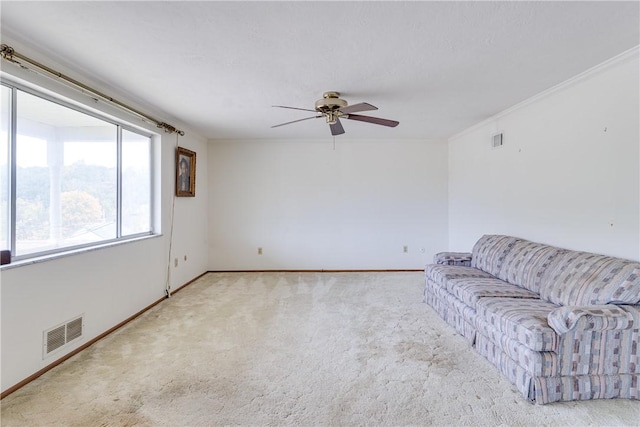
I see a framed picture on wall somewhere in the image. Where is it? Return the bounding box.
[176,147,196,197]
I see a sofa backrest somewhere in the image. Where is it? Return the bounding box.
[496,240,567,294]
[538,251,640,306]
[471,235,519,277]
[471,235,640,305]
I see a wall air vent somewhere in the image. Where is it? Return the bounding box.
[492,133,504,149]
[43,315,84,358]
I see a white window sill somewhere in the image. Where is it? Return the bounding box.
[0,234,162,271]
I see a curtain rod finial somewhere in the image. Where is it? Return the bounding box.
[158,122,185,136]
[0,44,15,60]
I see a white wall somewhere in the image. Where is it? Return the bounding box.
[0,40,209,393]
[448,49,640,260]
[208,139,448,270]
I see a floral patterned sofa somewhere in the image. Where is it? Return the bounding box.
[424,235,640,404]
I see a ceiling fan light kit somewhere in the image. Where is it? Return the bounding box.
[273,91,399,136]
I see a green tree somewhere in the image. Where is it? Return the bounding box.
[61,191,103,238]
[63,164,116,220]
[16,198,48,240]
[13,165,118,241]
[17,166,50,207]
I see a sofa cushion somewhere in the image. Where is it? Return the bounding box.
[496,240,567,294]
[475,297,559,352]
[444,292,478,343]
[475,332,558,377]
[446,277,539,309]
[425,264,493,288]
[471,235,519,277]
[539,251,640,306]
[424,278,448,319]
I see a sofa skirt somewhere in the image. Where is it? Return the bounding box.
[475,331,640,404]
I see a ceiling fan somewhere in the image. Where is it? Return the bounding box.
[272,91,399,136]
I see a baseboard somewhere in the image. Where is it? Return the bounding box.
[0,272,207,400]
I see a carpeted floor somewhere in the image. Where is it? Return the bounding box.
[2,272,638,426]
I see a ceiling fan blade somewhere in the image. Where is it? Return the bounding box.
[330,118,345,136]
[271,115,321,128]
[272,105,317,113]
[339,102,378,114]
[344,114,399,127]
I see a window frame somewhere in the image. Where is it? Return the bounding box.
[1,79,157,263]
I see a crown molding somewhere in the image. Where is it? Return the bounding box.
[449,45,640,141]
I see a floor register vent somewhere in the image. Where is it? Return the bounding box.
[43,315,84,358]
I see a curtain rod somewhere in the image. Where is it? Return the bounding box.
[0,44,185,136]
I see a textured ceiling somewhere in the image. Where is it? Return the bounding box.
[1,1,639,140]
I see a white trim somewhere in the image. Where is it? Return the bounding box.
[449,45,640,141]
[0,234,161,271]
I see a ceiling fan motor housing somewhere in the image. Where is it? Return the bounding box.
[315,92,347,124]
[315,92,347,112]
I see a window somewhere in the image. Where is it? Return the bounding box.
[0,82,154,261]
[1,85,10,252]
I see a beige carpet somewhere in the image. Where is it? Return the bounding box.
[2,272,639,426]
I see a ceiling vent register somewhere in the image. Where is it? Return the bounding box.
[492,133,504,149]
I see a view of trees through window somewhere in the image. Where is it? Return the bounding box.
[1,83,154,259]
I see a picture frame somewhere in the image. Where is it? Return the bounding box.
[176,146,196,197]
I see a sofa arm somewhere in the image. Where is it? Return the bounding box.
[548,304,640,334]
[432,252,472,266]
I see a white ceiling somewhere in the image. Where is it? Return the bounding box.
[1,1,638,141]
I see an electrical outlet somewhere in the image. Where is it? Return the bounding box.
[174,258,178,267]
[184,255,187,261]
[258,247,263,255]
[403,245,408,253]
